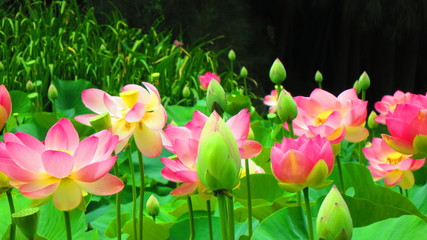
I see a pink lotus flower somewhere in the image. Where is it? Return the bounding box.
[75,82,167,157]
[198,72,220,90]
[374,90,427,124]
[291,88,368,144]
[363,137,425,189]
[0,85,12,131]
[161,109,262,196]
[271,135,334,192]
[264,90,278,113]
[382,103,427,155]
[0,119,124,211]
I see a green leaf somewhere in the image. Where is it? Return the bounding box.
[122,217,173,240]
[53,79,96,118]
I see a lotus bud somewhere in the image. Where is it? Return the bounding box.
[315,70,323,83]
[182,85,191,98]
[317,186,353,240]
[240,66,248,78]
[353,80,361,95]
[196,112,241,191]
[358,71,370,91]
[206,80,227,115]
[367,111,379,129]
[146,194,160,217]
[228,49,236,62]
[89,112,112,131]
[269,58,287,84]
[0,171,12,192]
[48,84,58,101]
[26,81,34,91]
[276,89,298,122]
[12,207,40,239]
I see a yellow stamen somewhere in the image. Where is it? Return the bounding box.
[386,152,407,165]
[120,89,139,108]
[315,110,334,126]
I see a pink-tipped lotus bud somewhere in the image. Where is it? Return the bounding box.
[146,194,160,217]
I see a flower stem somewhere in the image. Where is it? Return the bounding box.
[217,192,229,240]
[206,200,213,240]
[336,157,345,194]
[113,162,122,240]
[227,193,235,240]
[137,150,145,240]
[303,188,314,240]
[187,195,195,240]
[296,191,302,207]
[244,159,253,238]
[64,211,72,240]
[287,120,294,138]
[127,147,138,239]
[6,190,16,240]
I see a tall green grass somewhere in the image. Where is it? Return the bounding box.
[0,0,224,106]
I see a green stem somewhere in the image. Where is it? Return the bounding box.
[303,188,314,240]
[187,196,195,240]
[296,191,302,207]
[243,77,248,96]
[206,200,213,240]
[287,120,294,138]
[358,142,365,165]
[405,189,409,198]
[336,157,345,194]
[244,159,253,238]
[318,82,322,89]
[227,193,235,240]
[113,163,122,240]
[127,147,138,239]
[64,211,72,240]
[137,151,145,240]
[6,190,16,240]
[361,90,366,101]
[217,192,229,240]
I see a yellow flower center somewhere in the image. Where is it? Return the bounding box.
[386,152,407,165]
[315,110,334,126]
[417,109,427,121]
[120,89,139,108]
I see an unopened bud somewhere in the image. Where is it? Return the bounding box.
[182,85,191,98]
[276,89,298,122]
[315,70,323,84]
[240,66,248,78]
[367,111,379,129]
[269,58,287,84]
[228,49,236,62]
[26,81,34,91]
[146,194,160,217]
[358,71,370,91]
[206,80,227,115]
[353,80,361,95]
[48,84,58,101]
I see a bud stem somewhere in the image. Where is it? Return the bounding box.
[217,192,229,240]
[137,150,145,240]
[287,120,295,138]
[6,189,16,240]
[303,188,314,240]
[244,159,253,238]
[227,193,235,240]
[127,146,138,239]
[206,200,214,240]
[113,163,122,240]
[64,211,72,240]
[187,196,195,240]
[336,157,345,194]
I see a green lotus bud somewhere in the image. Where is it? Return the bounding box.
[182,85,191,98]
[89,112,112,131]
[206,80,227,115]
[226,93,251,115]
[26,81,34,91]
[276,89,298,122]
[317,186,353,240]
[413,134,427,158]
[367,111,379,129]
[240,66,248,78]
[315,70,323,83]
[146,194,160,217]
[353,80,361,94]
[358,71,370,91]
[48,84,58,101]
[269,58,287,84]
[197,112,241,191]
[228,49,236,62]
[12,207,40,239]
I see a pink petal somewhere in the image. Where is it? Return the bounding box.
[134,124,162,158]
[74,114,98,126]
[143,106,167,130]
[175,170,199,182]
[42,150,74,178]
[344,126,369,142]
[45,119,79,153]
[173,139,198,169]
[170,182,198,196]
[227,109,250,140]
[103,93,121,117]
[161,166,182,182]
[20,182,59,199]
[4,132,45,153]
[71,156,117,182]
[125,102,146,122]
[76,173,124,195]
[240,140,262,159]
[0,159,41,181]
[384,170,403,186]
[6,142,43,173]
[310,88,340,109]
[19,177,60,193]
[52,178,82,211]
[398,158,425,171]
[381,134,414,155]
[82,89,109,114]
[72,135,99,170]
[111,118,135,141]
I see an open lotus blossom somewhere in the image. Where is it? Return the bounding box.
[374,90,427,124]
[382,103,427,155]
[264,89,278,113]
[291,88,368,144]
[75,82,167,157]
[198,72,221,90]
[271,135,334,192]
[0,118,124,211]
[0,85,12,131]
[161,109,262,196]
[363,138,425,189]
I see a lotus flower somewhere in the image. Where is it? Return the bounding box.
[75,82,167,157]
[0,85,12,131]
[381,103,427,155]
[161,109,262,196]
[271,135,334,192]
[363,137,425,189]
[291,88,368,144]
[0,118,124,211]
[374,90,427,124]
[264,90,278,113]
[198,72,220,90]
